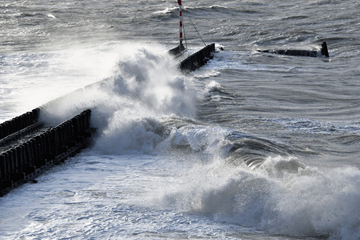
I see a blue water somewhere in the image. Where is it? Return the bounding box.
[1,1,360,239]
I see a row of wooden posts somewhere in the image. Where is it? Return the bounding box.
[0,109,92,196]
[179,43,215,71]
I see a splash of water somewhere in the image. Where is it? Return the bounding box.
[39,42,197,154]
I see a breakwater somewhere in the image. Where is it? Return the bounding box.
[0,109,93,197]
[0,108,41,142]
[0,43,216,197]
[168,43,186,56]
[258,42,329,58]
[179,43,215,71]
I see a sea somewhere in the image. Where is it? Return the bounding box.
[1,0,360,239]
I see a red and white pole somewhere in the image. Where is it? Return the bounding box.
[179,0,183,46]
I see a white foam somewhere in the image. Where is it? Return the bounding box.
[152,154,360,239]
[3,40,360,240]
[37,43,198,154]
[153,7,177,15]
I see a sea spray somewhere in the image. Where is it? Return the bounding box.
[2,0,360,239]
[38,43,197,154]
[153,154,360,239]
[0,43,122,118]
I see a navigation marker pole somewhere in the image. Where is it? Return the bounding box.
[179,0,184,50]
[167,0,185,55]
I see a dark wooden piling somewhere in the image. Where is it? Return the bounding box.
[0,109,94,197]
[179,43,216,71]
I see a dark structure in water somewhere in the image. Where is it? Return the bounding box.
[179,43,216,71]
[0,109,94,197]
[168,43,186,56]
[168,0,216,70]
[258,42,329,58]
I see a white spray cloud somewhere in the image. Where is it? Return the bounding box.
[38,42,198,154]
[152,154,360,239]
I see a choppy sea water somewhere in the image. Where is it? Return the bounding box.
[1,0,360,239]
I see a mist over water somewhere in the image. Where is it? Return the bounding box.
[1,0,360,239]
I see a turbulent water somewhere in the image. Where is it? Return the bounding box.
[1,0,360,239]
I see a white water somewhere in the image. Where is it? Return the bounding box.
[2,1,360,236]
